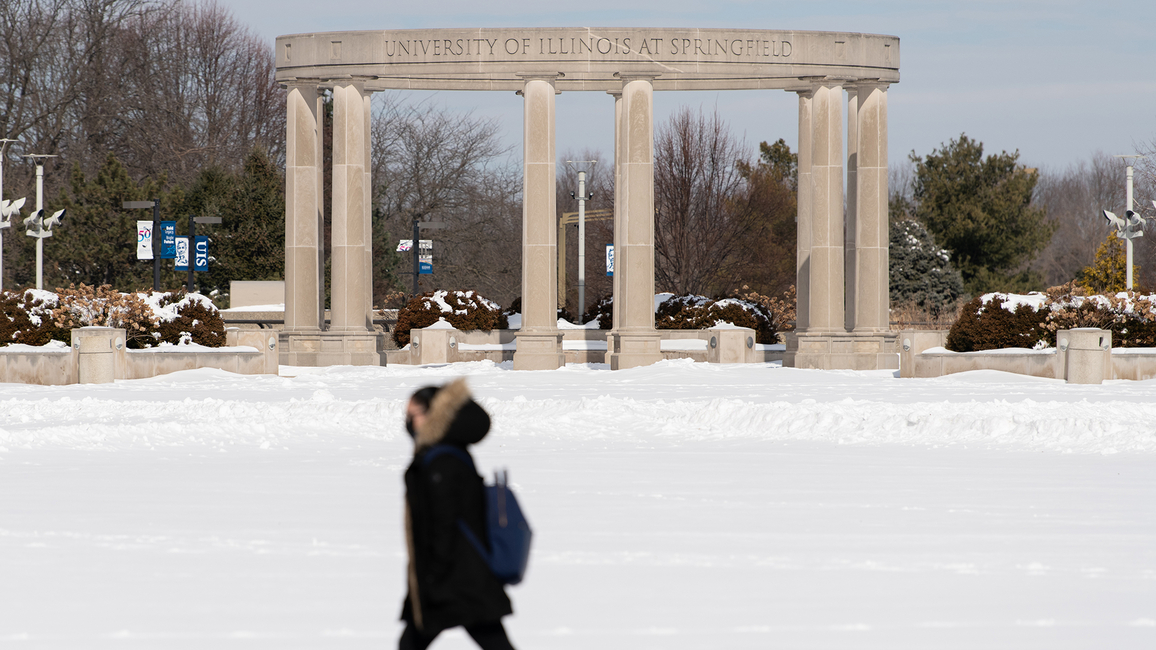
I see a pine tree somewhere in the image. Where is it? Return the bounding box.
[1078,232,1137,294]
[47,154,180,291]
[889,218,965,314]
[911,134,1054,295]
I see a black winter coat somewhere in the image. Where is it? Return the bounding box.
[402,379,512,633]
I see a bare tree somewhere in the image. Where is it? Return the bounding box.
[653,107,794,297]
[1031,152,1138,287]
[372,93,521,306]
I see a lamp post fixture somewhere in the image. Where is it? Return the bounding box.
[0,138,25,293]
[22,154,64,290]
[409,216,446,297]
[1104,155,1148,290]
[565,160,597,317]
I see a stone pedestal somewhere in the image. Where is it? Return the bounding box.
[706,326,758,364]
[1060,328,1111,385]
[785,331,898,371]
[73,327,127,384]
[279,331,382,367]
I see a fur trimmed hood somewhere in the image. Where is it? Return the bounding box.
[413,378,491,452]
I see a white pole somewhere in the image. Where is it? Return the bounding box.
[1126,164,1134,290]
[35,162,44,290]
[577,170,587,317]
[0,139,11,294]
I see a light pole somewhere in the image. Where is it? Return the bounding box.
[23,154,63,290]
[1105,155,1147,290]
[409,216,446,297]
[0,138,25,293]
[565,160,597,318]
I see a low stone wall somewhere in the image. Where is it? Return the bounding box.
[898,328,1155,384]
[0,327,279,385]
[388,324,784,366]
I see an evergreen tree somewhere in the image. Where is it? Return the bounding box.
[48,154,180,291]
[911,134,1054,295]
[889,218,965,314]
[1078,232,1138,294]
[183,149,285,298]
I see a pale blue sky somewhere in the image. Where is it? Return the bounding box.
[222,0,1156,172]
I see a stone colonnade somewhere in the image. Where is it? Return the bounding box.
[785,81,897,370]
[274,28,901,370]
[281,79,379,366]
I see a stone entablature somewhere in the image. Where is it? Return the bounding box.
[275,28,899,91]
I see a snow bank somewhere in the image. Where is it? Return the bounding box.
[1,361,1153,455]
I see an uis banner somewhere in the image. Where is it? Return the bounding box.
[137,221,153,260]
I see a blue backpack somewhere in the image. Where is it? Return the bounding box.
[423,445,533,585]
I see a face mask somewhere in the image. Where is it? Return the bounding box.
[405,418,416,438]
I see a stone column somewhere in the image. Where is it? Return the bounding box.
[806,82,845,334]
[512,76,564,370]
[844,86,859,332]
[284,81,323,333]
[853,83,890,333]
[363,89,375,331]
[607,76,662,370]
[794,90,812,332]
[330,80,369,333]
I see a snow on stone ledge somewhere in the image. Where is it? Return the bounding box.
[128,343,259,354]
[0,340,71,353]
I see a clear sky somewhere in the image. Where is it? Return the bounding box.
[220,0,1156,172]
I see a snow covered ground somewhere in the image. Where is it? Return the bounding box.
[1,360,1154,649]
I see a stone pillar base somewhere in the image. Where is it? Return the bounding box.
[279,330,383,367]
[607,331,663,370]
[784,331,898,371]
[512,332,565,370]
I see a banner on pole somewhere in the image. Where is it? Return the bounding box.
[174,237,189,271]
[160,221,176,259]
[194,236,209,271]
[419,239,432,274]
[137,221,153,260]
[605,244,614,276]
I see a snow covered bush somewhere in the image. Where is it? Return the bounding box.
[0,290,63,346]
[583,294,614,330]
[655,293,779,344]
[393,290,508,347]
[503,297,575,325]
[946,295,1044,352]
[148,292,226,347]
[946,284,1156,351]
[50,284,225,348]
[52,284,160,347]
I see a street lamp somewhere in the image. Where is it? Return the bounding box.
[407,216,446,297]
[565,160,597,317]
[1104,155,1148,290]
[22,154,63,290]
[0,138,25,293]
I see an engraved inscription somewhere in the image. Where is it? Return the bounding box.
[380,34,792,59]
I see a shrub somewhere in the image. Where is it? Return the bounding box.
[0,290,64,346]
[945,295,1046,352]
[504,297,575,324]
[150,292,227,347]
[583,295,614,330]
[394,290,508,347]
[53,284,159,348]
[1039,282,1156,348]
[47,284,225,348]
[656,293,779,344]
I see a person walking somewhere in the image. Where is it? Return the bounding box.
[400,378,517,650]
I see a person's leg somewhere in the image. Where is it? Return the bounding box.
[464,620,515,650]
[399,622,439,650]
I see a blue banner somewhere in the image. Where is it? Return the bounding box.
[160,222,176,259]
[194,236,209,271]
[419,261,432,275]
